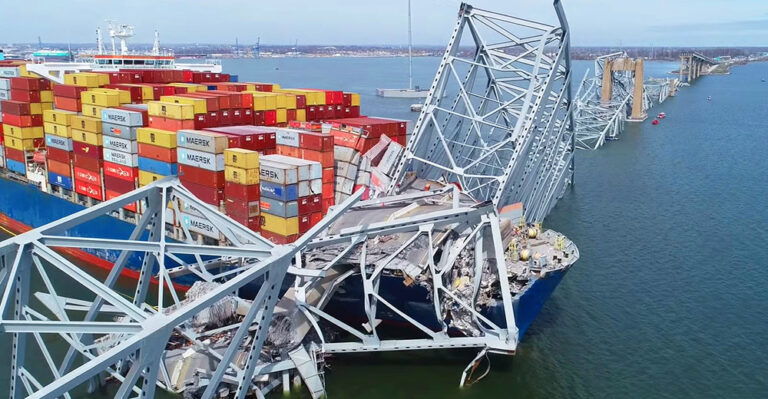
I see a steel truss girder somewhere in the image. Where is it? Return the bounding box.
[387,1,574,222]
[0,177,526,398]
[0,178,363,398]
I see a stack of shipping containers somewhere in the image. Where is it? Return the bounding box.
[223,148,261,232]
[44,109,77,190]
[2,77,51,175]
[102,106,147,211]
[71,114,105,201]
[0,63,416,245]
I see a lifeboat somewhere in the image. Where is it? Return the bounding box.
[657,112,666,119]
[651,119,659,126]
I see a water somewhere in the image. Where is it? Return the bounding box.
[3,57,768,398]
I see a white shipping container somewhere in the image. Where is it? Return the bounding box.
[263,154,316,181]
[102,122,140,140]
[0,89,9,101]
[259,159,298,185]
[103,148,139,168]
[0,67,21,77]
[370,166,392,192]
[275,128,300,147]
[103,135,138,153]
[335,161,358,181]
[378,142,405,176]
[177,130,229,153]
[178,148,225,171]
[335,176,355,195]
[45,134,73,151]
[181,212,221,239]
[334,145,359,163]
[0,78,10,90]
[266,154,322,180]
[101,108,145,127]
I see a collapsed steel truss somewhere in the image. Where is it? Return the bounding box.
[574,52,678,150]
[573,52,635,150]
[0,179,526,398]
[388,1,575,222]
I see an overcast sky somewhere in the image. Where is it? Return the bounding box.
[1,0,767,46]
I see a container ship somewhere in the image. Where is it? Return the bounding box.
[0,18,578,384]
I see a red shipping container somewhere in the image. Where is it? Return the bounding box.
[219,109,233,126]
[227,213,260,231]
[105,190,138,212]
[224,181,260,201]
[1,113,43,127]
[182,70,194,83]
[178,164,225,188]
[74,166,102,186]
[252,111,265,126]
[54,97,82,112]
[286,109,297,122]
[299,214,312,234]
[264,110,277,126]
[148,116,198,131]
[46,147,72,164]
[298,194,322,215]
[0,100,31,116]
[10,76,49,91]
[180,180,224,206]
[73,153,103,172]
[10,89,42,103]
[295,95,307,109]
[277,145,299,158]
[202,92,231,109]
[306,106,318,121]
[104,162,138,182]
[310,211,323,226]
[224,197,260,217]
[73,141,103,159]
[322,167,334,183]
[259,229,297,245]
[207,91,241,107]
[53,85,89,99]
[5,147,25,162]
[322,198,334,214]
[47,159,71,176]
[104,174,136,193]
[322,183,334,199]
[74,178,104,201]
[299,131,333,151]
[176,93,220,111]
[242,108,254,125]
[138,143,177,163]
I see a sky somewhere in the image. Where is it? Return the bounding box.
[1,0,767,47]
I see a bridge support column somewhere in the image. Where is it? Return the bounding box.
[628,58,647,122]
[600,59,613,106]
[687,56,693,83]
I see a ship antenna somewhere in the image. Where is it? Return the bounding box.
[96,27,104,55]
[153,30,160,56]
[408,0,413,90]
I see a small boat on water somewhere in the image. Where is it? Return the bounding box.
[652,119,659,125]
[707,96,712,101]
[657,112,666,119]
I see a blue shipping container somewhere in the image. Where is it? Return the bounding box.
[260,181,298,202]
[48,172,73,190]
[229,75,239,82]
[6,159,26,175]
[138,157,177,176]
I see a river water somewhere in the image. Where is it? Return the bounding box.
[2,57,767,398]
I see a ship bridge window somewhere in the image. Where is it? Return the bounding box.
[134,60,145,65]
[113,59,122,65]
[124,60,134,65]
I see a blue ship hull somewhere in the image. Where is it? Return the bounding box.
[0,176,568,341]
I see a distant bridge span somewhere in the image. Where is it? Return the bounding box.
[679,52,721,84]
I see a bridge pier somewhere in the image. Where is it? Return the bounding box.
[680,53,718,84]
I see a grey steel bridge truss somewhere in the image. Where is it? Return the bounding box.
[573,51,635,150]
[0,180,522,398]
[388,1,575,222]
